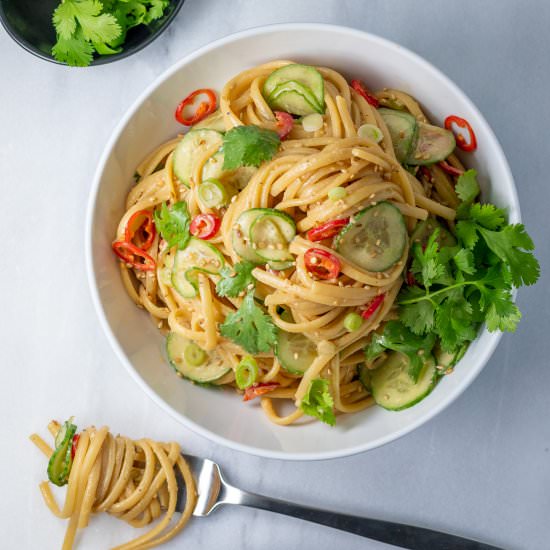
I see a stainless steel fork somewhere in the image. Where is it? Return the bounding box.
[176,454,505,550]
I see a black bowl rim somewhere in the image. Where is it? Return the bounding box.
[0,0,185,66]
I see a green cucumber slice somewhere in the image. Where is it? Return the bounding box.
[193,110,226,132]
[198,179,229,208]
[275,311,317,374]
[232,208,266,263]
[172,238,225,298]
[379,108,456,166]
[232,208,296,265]
[267,81,323,116]
[166,332,230,383]
[410,218,457,249]
[379,108,419,163]
[250,210,296,262]
[434,342,468,371]
[173,129,224,186]
[371,352,436,411]
[263,64,325,113]
[407,123,456,165]
[47,419,77,487]
[335,202,407,272]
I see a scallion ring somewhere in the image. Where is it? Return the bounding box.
[358,123,383,143]
[198,179,228,208]
[184,342,208,366]
[235,355,259,389]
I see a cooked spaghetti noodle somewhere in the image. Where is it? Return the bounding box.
[31,421,196,550]
[114,61,465,425]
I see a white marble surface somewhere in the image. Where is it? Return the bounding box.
[1,1,549,549]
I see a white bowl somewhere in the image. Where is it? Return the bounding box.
[86,24,520,460]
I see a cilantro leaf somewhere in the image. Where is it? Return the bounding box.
[216,261,256,298]
[219,291,278,354]
[300,378,335,426]
[51,30,95,67]
[455,169,480,204]
[478,224,539,286]
[410,230,446,288]
[483,288,522,332]
[453,248,476,274]
[223,126,280,170]
[51,0,169,66]
[399,287,436,334]
[434,292,477,352]
[365,321,436,381]
[455,220,479,249]
[153,202,191,250]
[468,203,506,230]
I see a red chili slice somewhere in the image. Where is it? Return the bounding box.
[361,294,385,320]
[112,241,156,271]
[189,213,220,240]
[71,434,80,460]
[350,79,379,108]
[405,271,417,286]
[175,88,217,126]
[243,382,280,402]
[304,248,341,280]
[274,111,294,139]
[307,218,350,242]
[438,160,464,177]
[444,115,477,152]
[125,209,156,250]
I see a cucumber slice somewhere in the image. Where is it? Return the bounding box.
[407,123,456,166]
[171,238,225,298]
[371,352,436,411]
[410,218,457,249]
[198,179,229,208]
[263,64,325,113]
[173,129,224,186]
[268,259,295,271]
[232,208,266,263]
[193,110,226,132]
[166,332,230,383]
[358,364,372,392]
[434,342,468,370]
[232,208,296,264]
[379,109,455,165]
[275,312,317,374]
[267,81,323,116]
[379,108,418,163]
[335,202,407,272]
[250,210,296,262]
[47,420,77,487]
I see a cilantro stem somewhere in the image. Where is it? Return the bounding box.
[398,281,480,305]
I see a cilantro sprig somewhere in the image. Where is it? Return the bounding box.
[300,378,336,426]
[367,169,540,362]
[153,201,191,250]
[52,0,170,67]
[219,291,278,354]
[223,126,281,170]
[216,261,256,298]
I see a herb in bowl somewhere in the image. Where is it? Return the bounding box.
[51,0,171,67]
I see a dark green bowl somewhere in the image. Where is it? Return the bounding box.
[0,0,185,66]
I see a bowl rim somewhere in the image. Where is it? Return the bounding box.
[0,0,185,66]
[86,22,519,461]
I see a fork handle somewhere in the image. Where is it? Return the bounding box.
[226,488,503,549]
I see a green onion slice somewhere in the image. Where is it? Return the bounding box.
[235,355,259,389]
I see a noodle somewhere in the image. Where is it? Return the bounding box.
[113,61,461,426]
[31,422,196,550]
